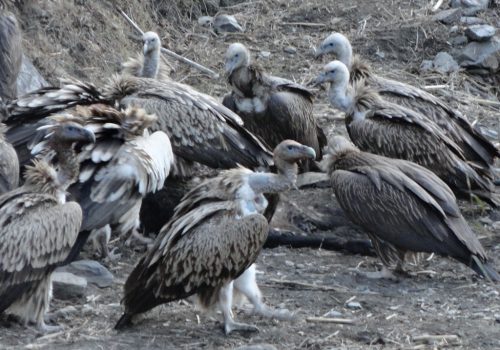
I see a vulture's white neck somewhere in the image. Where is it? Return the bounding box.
[142,48,160,78]
[328,79,353,113]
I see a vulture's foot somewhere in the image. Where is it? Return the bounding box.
[224,320,259,335]
[34,321,64,334]
[125,230,153,247]
[103,246,122,262]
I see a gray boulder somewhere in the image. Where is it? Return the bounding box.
[465,25,496,42]
[16,55,48,96]
[57,259,114,288]
[51,272,87,300]
[458,36,500,71]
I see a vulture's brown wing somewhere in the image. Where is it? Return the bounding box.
[0,189,82,312]
[120,205,268,323]
[372,75,500,166]
[331,164,487,261]
[117,79,273,170]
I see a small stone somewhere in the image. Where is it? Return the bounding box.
[324,309,343,317]
[465,25,496,42]
[235,345,278,350]
[346,301,363,310]
[479,217,493,225]
[375,50,385,59]
[259,51,271,59]
[458,36,500,71]
[433,52,459,73]
[451,35,468,46]
[296,263,305,269]
[214,14,244,33]
[54,305,78,319]
[433,8,462,24]
[57,260,114,288]
[197,16,213,27]
[420,60,434,72]
[51,272,87,300]
[284,46,297,54]
[460,16,486,25]
[284,260,295,267]
[495,314,500,323]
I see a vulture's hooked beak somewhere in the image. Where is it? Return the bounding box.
[314,46,325,60]
[63,125,96,144]
[143,42,149,55]
[310,72,326,88]
[301,145,317,160]
[224,60,234,75]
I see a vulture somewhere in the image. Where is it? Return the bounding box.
[223,42,326,171]
[315,32,500,187]
[314,60,499,206]
[324,135,499,281]
[28,104,174,260]
[121,31,173,81]
[0,116,95,332]
[115,140,316,333]
[198,14,244,33]
[0,8,22,100]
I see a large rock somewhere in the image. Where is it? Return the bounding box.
[16,55,48,96]
[51,272,87,300]
[465,24,496,42]
[57,259,114,288]
[457,36,500,71]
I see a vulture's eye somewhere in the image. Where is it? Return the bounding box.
[287,145,293,150]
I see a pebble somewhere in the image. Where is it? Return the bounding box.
[433,8,462,24]
[495,314,500,323]
[259,51,271,59]
[433,51,459,73]
[285,260,295,267]
[284,46,297,54]
[324,309,343,317]
[420,60,434,72]
[57,259,114,288]
[296,263,305,269]
[346,301,363,310]
[51,271,87,300]
[214,14,244,33]
[235,345,278,350]
[465,24,496,42]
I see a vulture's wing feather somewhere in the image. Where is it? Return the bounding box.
[0,190,82,311]
[121,209,268,317]
[332,165,487,260]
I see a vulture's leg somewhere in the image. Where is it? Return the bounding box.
[90,225,121,261]
[233,265,293,321]
[125,229,153,247]
[219,282,259,335]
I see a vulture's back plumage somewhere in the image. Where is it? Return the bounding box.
[316,33,500,186]
[223,43,325,171]
[324,136,499,281]
[0,10,22,100]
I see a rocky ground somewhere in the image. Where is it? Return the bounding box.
[1,0,499,349]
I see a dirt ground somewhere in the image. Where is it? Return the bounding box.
[1,0,500,349]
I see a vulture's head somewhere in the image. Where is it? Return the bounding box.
[314,32,352,63]
[313,60,350,88]
[321,135,359,173]
[273,140,316,164]
[224,43,250,74]
[143,31,161,55]
[51,119,96,145]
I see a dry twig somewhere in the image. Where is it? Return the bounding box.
[306,317,356,324]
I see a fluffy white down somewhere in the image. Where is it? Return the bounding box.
[133,130,174,193]
[237,176,268,217]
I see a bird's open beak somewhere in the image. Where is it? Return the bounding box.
[314,47,324,60]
